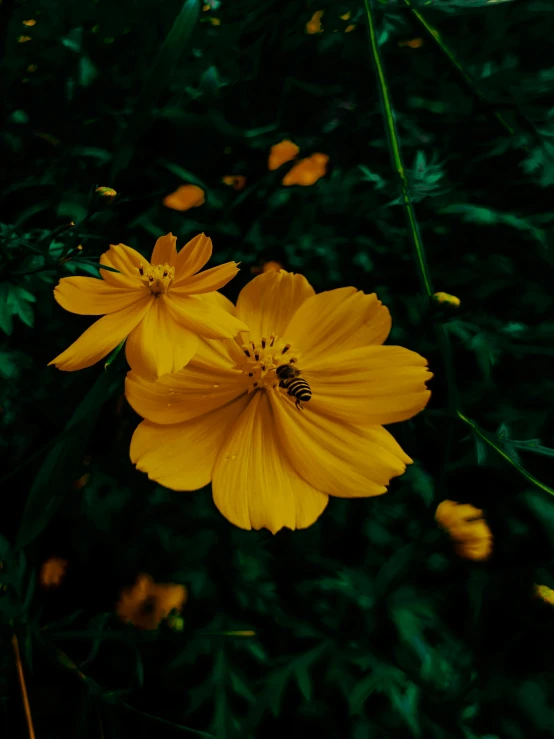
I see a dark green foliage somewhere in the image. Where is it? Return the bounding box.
[1,0,554,737]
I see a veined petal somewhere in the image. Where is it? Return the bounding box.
[201,290,237,316]
[286,288,391,365]
[236,270,315,339]
[305,345,432,425]
[100,243,148,275]
[125,297,199,381]
[150,233,178,266]
[100,244,147,288]
[130,393,250,492]
[270,392,410,497]
[172,261,240,295]
[48,297,152,371]
[212,392,329,534]
[173,234,212,281]
[125,351,246,424]
[53,276,147,315]
[164,293,248,340]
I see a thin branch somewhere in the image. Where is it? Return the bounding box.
[12,635,36,739]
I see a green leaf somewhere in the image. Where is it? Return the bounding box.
[79,56,98,87]
[15,371,121,550]
[349,673,380,715]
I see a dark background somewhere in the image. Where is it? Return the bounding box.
[1,0,554,736]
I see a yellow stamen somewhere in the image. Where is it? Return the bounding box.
[139,263,175,295]
[233,336,303,393]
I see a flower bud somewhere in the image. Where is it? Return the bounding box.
[95,186,117,202]
[433,291,460,308]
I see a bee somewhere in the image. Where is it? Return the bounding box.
[275,364,312,410]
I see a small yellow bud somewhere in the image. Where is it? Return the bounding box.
[17,36,32,43]
[433,292,461,307]
[76,245,83,251]
[22,19,37,26]
[95,186,117,202]
[535,584,554,605]
[306,10,324,34]
[340,11,351,20]
[344,24,356,33]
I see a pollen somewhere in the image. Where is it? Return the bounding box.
[138,263,176,295]
[232,335,301,393]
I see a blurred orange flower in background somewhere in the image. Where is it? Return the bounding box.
[40,557,68,588]
[250,260,283,275]
[282,153,329,186]
[399,38,425,49]
[306,10,324,34]
[116,574,188,630]
[534,584,554,605]
[222,175,247,191]
[163,184,205,211]
[435,500,493,561]
[268,139,299,170]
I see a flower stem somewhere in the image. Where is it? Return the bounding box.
[12,634,36,739]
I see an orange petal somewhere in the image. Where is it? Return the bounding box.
[304,345,433,425]
[282,155,328,186]
[163,184,205,211]
[173,233,213,281]
[286,288,391,364]
[125,297,199,381]
[163,293,248,339]
[172,261,240,294]
[236,270,315,339]
[270,391,411,497]
[53,276,148,315]
[130,393,250,491]
[48,297,153,371]
[268,139,300,170]
[125,342,245,424]
[150,233,178,266]
[212,392,329,533]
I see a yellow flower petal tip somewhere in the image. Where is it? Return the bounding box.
[306,10,324,34]
[340,11,351,20]
[40,557,68,588]
[163,184,206,211]
[95,186,117,202]
[127,271,432,534]
[433,291,461,307]
[49,233,244,377]
[398,37,425,48]
[268,139,300,170]
[23,19,37,26]
[222,175,247,191]
[534,584,554,606]
[344,24,356,33]
[436,500,493,561]
[282,153,329,187]
[116,574,188,630]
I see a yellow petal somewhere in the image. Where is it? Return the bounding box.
[125,348,246,424]
[304,345,432,425]
[150,233,178,266]
[282,155,328,186]
[212,392,329,533]
[268,139,300,170]
[125,297,199,381]
[163,184,205,211]
[173,233,212,280]
[201,290,237,315]
[130,393,250,491]
[53,276,148,315]
[270,393,410,497]
[285,287,391,364]
[49,297,153,371]
[236,270,315,339]
[164,293,248,339]
[100,244,147,288]
[172,261,240,294]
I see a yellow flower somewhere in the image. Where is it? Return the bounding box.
[340,11,351,20]
[40,557,68,588]
[18,36,32,43]
[344,24,356,33]
[23,19,37,26]
[251,260,283,275]
[222,175,247,191]
[433,291,460,307]
[48,233,247,380]
[534,584,554,605]
[268,139,300,171]
[95,186,117,201]
[116,574,187,630]
[282,153,329,187]
[435,500,493,561]
[163,184,205,211]
[126,271,433,534]
[306,10,324,34]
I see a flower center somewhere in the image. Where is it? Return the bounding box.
[232,335,301,392]
[138,263,175,295]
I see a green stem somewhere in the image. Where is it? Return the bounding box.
[458,411,554,497]
[402,0,531,152]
